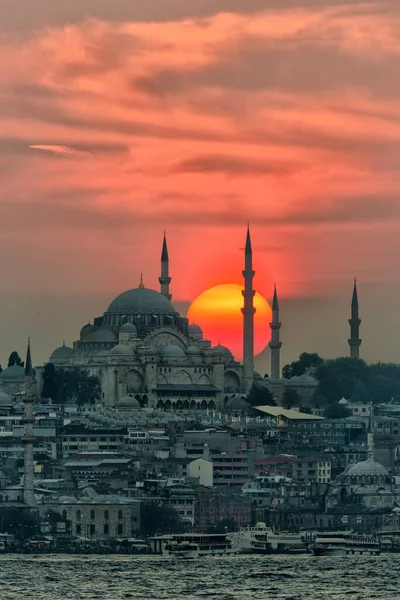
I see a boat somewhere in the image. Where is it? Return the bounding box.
[161,533,238,558]
[312,531,380,556]
[231,522,310,554]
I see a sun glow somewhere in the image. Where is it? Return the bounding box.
[187,283,271,361]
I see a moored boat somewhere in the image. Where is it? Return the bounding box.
[161,533,237,558]
[231,523,310,554]
[312,531,380,556]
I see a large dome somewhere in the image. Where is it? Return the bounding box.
[108,288,175,314]
[347,457,388,478]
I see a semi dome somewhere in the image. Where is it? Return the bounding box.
[0,389,11,404]
[0,365,25,382]
[108,288,175,314]
[120,322,137,333]
[186,346,202,355]
[85,328,117,343]
[188,323,203,340]
[119,396,141,408]
[110,344,134,355]
[50,343,74,359]
[161,345,186,357]
[347,457,388,478]
[80,323,95,338]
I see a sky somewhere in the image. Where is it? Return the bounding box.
[0,0,399,371]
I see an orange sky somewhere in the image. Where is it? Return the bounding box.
[0,1,400,368]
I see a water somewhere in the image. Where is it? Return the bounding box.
[1,554,399,600]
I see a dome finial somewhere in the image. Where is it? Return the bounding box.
[138,273,145,289]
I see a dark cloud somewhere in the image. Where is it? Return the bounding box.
[134,40,400,101]
[174,154,304,176]
[1,191,397,237]
[1,0,397,31]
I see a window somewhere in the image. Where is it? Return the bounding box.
[91,510,95,520]
[90,524,95,535]
[104,524,109,535]
[117,524,123,535]
[76,510,81,520]
[76,524,81,535]
[104,510,109,521]
[118,510,123,520]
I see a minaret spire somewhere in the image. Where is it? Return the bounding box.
[242,226,255,392]
[348,278,361,359]
[269,284,282,379]
[159,231,172,300]
[22,339,36,506]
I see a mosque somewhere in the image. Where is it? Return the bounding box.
[41,232,260,411]
[35,228,363,411]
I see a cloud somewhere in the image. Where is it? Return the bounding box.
[0,2,398,310]
[30,144,77,155]
[174,154,304,176]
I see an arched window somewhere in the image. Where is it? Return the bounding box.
[90,510,95,520]
[104,510,109,521]
[118,510,123,520]
[76,509,81,520]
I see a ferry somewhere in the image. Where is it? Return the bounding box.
[231,522,309,554]
[312,531,380,556]
[161,533,238,559]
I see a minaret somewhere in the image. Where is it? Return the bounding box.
[159,232,172,300]
[242,226,255,392]
[22,340,36,506]
[269,285,282,379]
[348,278,361,359]
[367,403,374,461]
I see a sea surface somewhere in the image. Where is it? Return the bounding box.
[1,554,399,600]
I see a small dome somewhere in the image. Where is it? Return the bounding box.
[119,396,141,408]
[0,389,11,404]
[111,344,134,356]
[161,345,186,357]
[339,397,348,405]
[254,371,263,380]
[188,323,203,340]
[212,345,233,358]
[186,346,202,356]
[347,457,388,478]
[225,395,248,412]
[120,322,137,333]
[0,365,25,382]
[107,287,175,314]
[50,344,74,359]
[80,323,95,339]
[85,328,117,343]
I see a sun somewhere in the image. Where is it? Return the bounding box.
[187,283,271,361]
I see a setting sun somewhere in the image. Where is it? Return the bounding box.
[187,284,272,361]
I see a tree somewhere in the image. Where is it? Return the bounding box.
[140,502,183,536]
[247,383,277,407]
[42,367,101,405]
[314,358,368,403]
[282,387,302,409]
[324,402,351,419]
[0,507,38,538]
[8,351,24,368]
[41,363,58,401]
[282,352,323,379]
